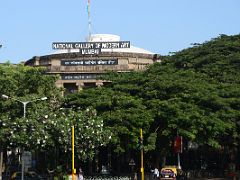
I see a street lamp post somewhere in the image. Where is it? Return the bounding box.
[1,94,47,118]
[1,94,47,180]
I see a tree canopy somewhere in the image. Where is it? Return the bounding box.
[65,34,240,159]
[0,64,111,161]
[0,63,61,148]
[1,34,240,170]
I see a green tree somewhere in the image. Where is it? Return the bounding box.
[0,63,61,178]
[64,34,240,168]
[65,88,155,154]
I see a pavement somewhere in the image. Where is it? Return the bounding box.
[189,178,227,180]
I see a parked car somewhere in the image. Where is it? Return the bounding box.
[160,166,177,180]
[11,171,44,180]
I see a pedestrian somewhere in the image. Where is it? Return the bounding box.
[78,167,84,180]
[153,167,159,180]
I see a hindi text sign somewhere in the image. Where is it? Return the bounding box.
[61,59,118,66]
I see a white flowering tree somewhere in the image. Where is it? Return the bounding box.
[10,107,112,161]
[59,108,112,160]
[70,108,112,160]
[0,63,62,179]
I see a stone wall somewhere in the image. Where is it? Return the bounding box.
[25,51,160,91]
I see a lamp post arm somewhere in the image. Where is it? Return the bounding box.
[4,96,47,118]
[7,98,29,118]
[27,97,47,103]
[2,95,47,104]
[7,97,24,104]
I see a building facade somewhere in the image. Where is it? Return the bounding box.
[25,34,160,93]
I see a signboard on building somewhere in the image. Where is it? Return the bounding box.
[79,48,101,55]
[61,59,118,66]
[52,41,130,49]
[61,74,101,80]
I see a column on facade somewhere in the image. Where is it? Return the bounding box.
[96,81,103,88]
[76,82,84,91]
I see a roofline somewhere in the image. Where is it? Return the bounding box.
[25,52,161,65]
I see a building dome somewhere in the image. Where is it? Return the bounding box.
[88,34,120,42]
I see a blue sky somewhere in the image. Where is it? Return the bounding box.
[0,0,240,64]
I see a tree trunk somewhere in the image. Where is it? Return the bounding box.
[117,154,121,173]
[0,145,3,180]
[155,153,161,169]
[162,155,166,167]
[88,159,93,175]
